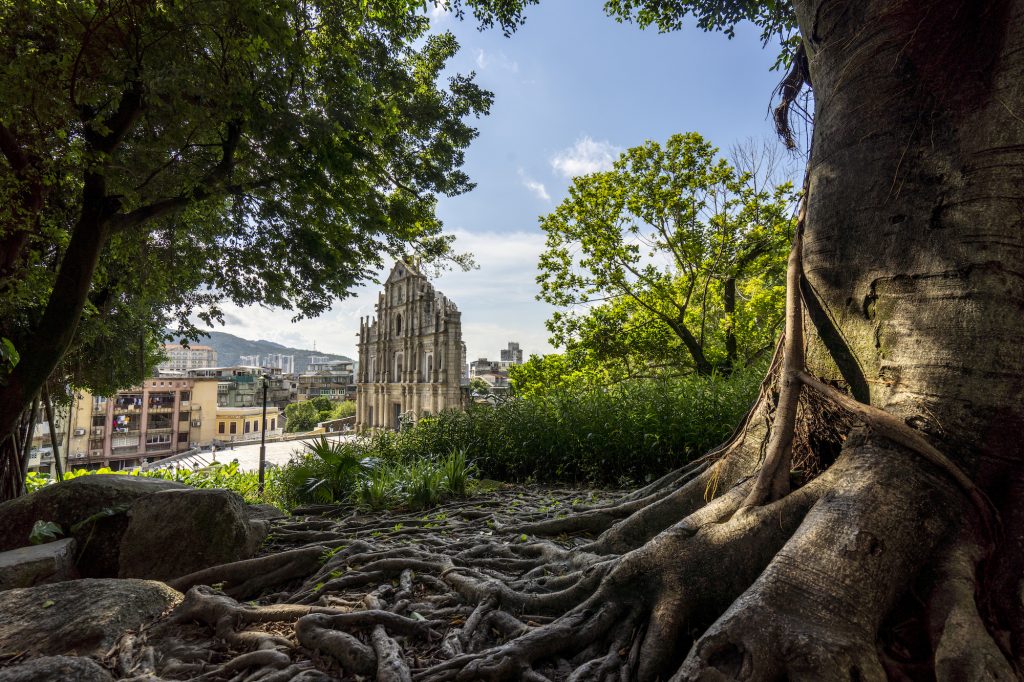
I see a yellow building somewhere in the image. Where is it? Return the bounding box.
[67,376,220,470]
[213,406,282,445]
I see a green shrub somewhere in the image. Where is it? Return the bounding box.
[27,461,281,507]
[274,436,367,507]
[356,364,763,487]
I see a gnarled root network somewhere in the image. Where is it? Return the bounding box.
[105,421,1012,682]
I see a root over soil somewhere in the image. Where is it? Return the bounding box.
[97,416,1013,682]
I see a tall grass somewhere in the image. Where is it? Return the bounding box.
[366,365,763,486]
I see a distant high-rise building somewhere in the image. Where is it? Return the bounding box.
[500,341,523,364]
[238,354,260,367]
[264,353,295,374]
[158,344,218,373]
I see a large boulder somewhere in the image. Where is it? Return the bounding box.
[118,489,264,581]
[0,579,181,658]
[0,656,112,682]
[0,538,77,591]
[0,475,187,577]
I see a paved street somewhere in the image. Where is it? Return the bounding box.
[163,434,355,472]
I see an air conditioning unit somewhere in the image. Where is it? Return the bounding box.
[91,427,104,436]
[74,453,86,459]
[191,420,201,427]
[74,428,86,436]
[88,450,101,457]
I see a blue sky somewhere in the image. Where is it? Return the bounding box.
[217,2,789,362]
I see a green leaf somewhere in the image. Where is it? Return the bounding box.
[29,521,64,545]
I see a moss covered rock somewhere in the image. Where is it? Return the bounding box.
[0,476,187,577]
[118,488,264,580]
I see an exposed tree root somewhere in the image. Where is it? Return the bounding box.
[101,414,1013,682]
[927,527,1016,681]
[168,546,328,599]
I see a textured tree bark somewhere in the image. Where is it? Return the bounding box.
[792,0,1024,664]
[0,176,113,499]
[723,276,736,370]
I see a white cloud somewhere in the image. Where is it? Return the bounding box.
[518,169,550,201]
[550,136,620,178]
[474,49,519,73]
[207,229,557,363]
[429,3,449,18]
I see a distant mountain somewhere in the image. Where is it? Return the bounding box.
[187,330,352,373]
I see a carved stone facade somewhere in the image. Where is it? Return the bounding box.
[356,262,468,430]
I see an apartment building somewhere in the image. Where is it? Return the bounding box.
[66,377,219,470]
[297,359,355,401]
[500,341,524,364]
[187,365,292,409]
[157,343,218,373]
[213,406,280,443]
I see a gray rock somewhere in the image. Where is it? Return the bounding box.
[0,579,181,657]
[0,538,77,591]
[118,489,259,581]
[247,503,287,521]
[0,656,113,681]
[0,476,187,577]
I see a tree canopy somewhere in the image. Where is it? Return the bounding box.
[0,0,491,443]
[536,132,796,378]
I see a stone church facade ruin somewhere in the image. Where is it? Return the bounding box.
[356,262,468,430]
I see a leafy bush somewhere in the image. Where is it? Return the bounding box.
[276,441,481,511]
[26,461,281,507]
[274,436,367,507]
[146,460,279,506]
[357,365,763,487]
[285,398,356,432]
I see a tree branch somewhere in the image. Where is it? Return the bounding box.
[108,121,265,233]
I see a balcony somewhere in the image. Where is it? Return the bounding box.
[112,445,141,456]
[145,442,173,453]
[147,406,174,413]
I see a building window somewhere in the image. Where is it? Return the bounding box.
[92,415,105,427]
[230,422,236,434]
[180,391,191,401]
[395,314,402,335]
[177,432,188,443]
[218,422,225,434]
[253,420,259,432]
[178,411,189,422]
[244,421,250,434]
[271,418,276,430]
